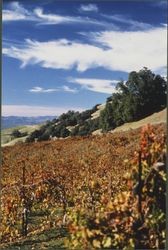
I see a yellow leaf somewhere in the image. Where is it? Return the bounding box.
[103,237,112,248]
[86,229,94,237]
[5,226,10,233]
[129,238,134,248]
[92,239,101,248]
[107,201,113,209]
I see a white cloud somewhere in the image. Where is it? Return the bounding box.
[29,85,77,93]
[101,14,153,30]
[79,4,98,12]
[2,1,35,22]
[10,1,29,15]
[3,2,103,26]
[3,26,167,73]
[62,85,78,93]
[2,105,84,117]
[2,38,104,70]
[69,78,118,94]
[3,10,26,22]
[29,86,58,93]
[94,26,167,73]
[29,80,117,95]
[33,7,70,24]
[33,7,96,25]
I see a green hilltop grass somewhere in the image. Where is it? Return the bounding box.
[1,124,42,146]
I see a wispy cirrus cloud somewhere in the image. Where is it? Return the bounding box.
[2,1,106,27]
[33,7,101,26]
[2,105,84,117]
[68,78,118,94]
[3,25,166,74]
[29,85,77,93]
[29,80,118,95]
[79,4,98,12]
[101,14,153,30]
[62,85,78,93]
[29,86,58,93]
[33,7,72,24]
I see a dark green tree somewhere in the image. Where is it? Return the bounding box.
[11,129,22,138]
[100,68,166,131]
[123,68,166,119]
[60,127,70,138]
[11,129,28,138]
[100,102,115,131]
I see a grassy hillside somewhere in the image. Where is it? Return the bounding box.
[112,108,166,132]
[92,108,166,135]
[2,108,166,147]
[1,124,41,147]
[90,103,106,120]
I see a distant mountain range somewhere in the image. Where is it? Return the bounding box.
[1,116,56,129]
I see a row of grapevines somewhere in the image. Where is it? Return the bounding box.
[66,124,166,249]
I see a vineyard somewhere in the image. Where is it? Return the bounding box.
[0,123,166,249]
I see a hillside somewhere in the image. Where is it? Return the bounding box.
[1,123,166,249]
[92,108,166,135]
[112,108,166,132]
[1,124,41,147]
[2,108,166,147]
[90,103,106,120]
[1,126,141,249]
[24,68,167,142]
[6,68,164,143]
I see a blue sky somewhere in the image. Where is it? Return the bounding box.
[2,0,167,116]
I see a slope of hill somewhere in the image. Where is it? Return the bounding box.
[2,116,56,129]
[1,68,166,248]
[24,106,100,142]
[90,103,106,120]
[23,68,167,142]
[2,108,166,147]
[1,123,166,249]
[112,108,166,133]
[1,124,41,147]
[92,108,166,135]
